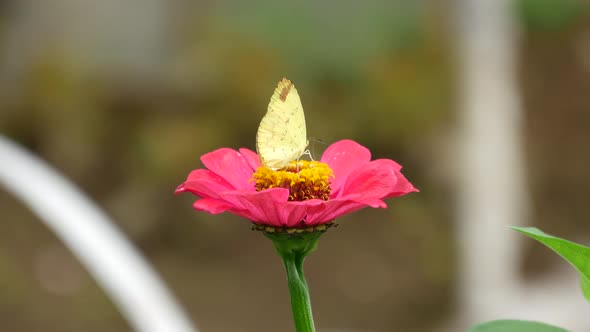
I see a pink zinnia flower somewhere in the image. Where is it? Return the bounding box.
[176,139,417,228]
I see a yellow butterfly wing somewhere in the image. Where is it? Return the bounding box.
[256,78,308,170]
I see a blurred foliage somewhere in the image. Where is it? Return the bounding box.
[0,0,589,331]
[0,1,452,330]
[516,0,586,31]
[209,1,424,78]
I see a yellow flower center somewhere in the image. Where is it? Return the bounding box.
[252,160,334,201]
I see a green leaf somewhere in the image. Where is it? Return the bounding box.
[512,226,590,302]
[467,320,568,332]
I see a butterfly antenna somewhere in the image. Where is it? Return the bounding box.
[308,137,328,146]
[307,137,328,161]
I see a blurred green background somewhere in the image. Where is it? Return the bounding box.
[1,0,589,331]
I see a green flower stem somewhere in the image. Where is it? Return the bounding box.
[282,250,315,332]
[264,229,325,332]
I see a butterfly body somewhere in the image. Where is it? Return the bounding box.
[256,78,308,170]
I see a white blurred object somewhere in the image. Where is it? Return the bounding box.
[455,0,590,330]
[456,0,526,321]
[0,135,197,332]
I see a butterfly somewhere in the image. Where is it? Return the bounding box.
[256,78,309,170]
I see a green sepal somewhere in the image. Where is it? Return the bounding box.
[265,230,324,260]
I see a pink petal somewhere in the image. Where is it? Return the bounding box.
[304,198,369,225]
[220,188,308,227]
[194,198,236,214]
[175,169,234,199]
[336,159,399,200]
[238,148,262,170]
[384,171,419,199]
[238,188,306,226]
[281,199,325,227]
[213,191,327,227]
[200,148,255,191]
[321,140,371,195]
